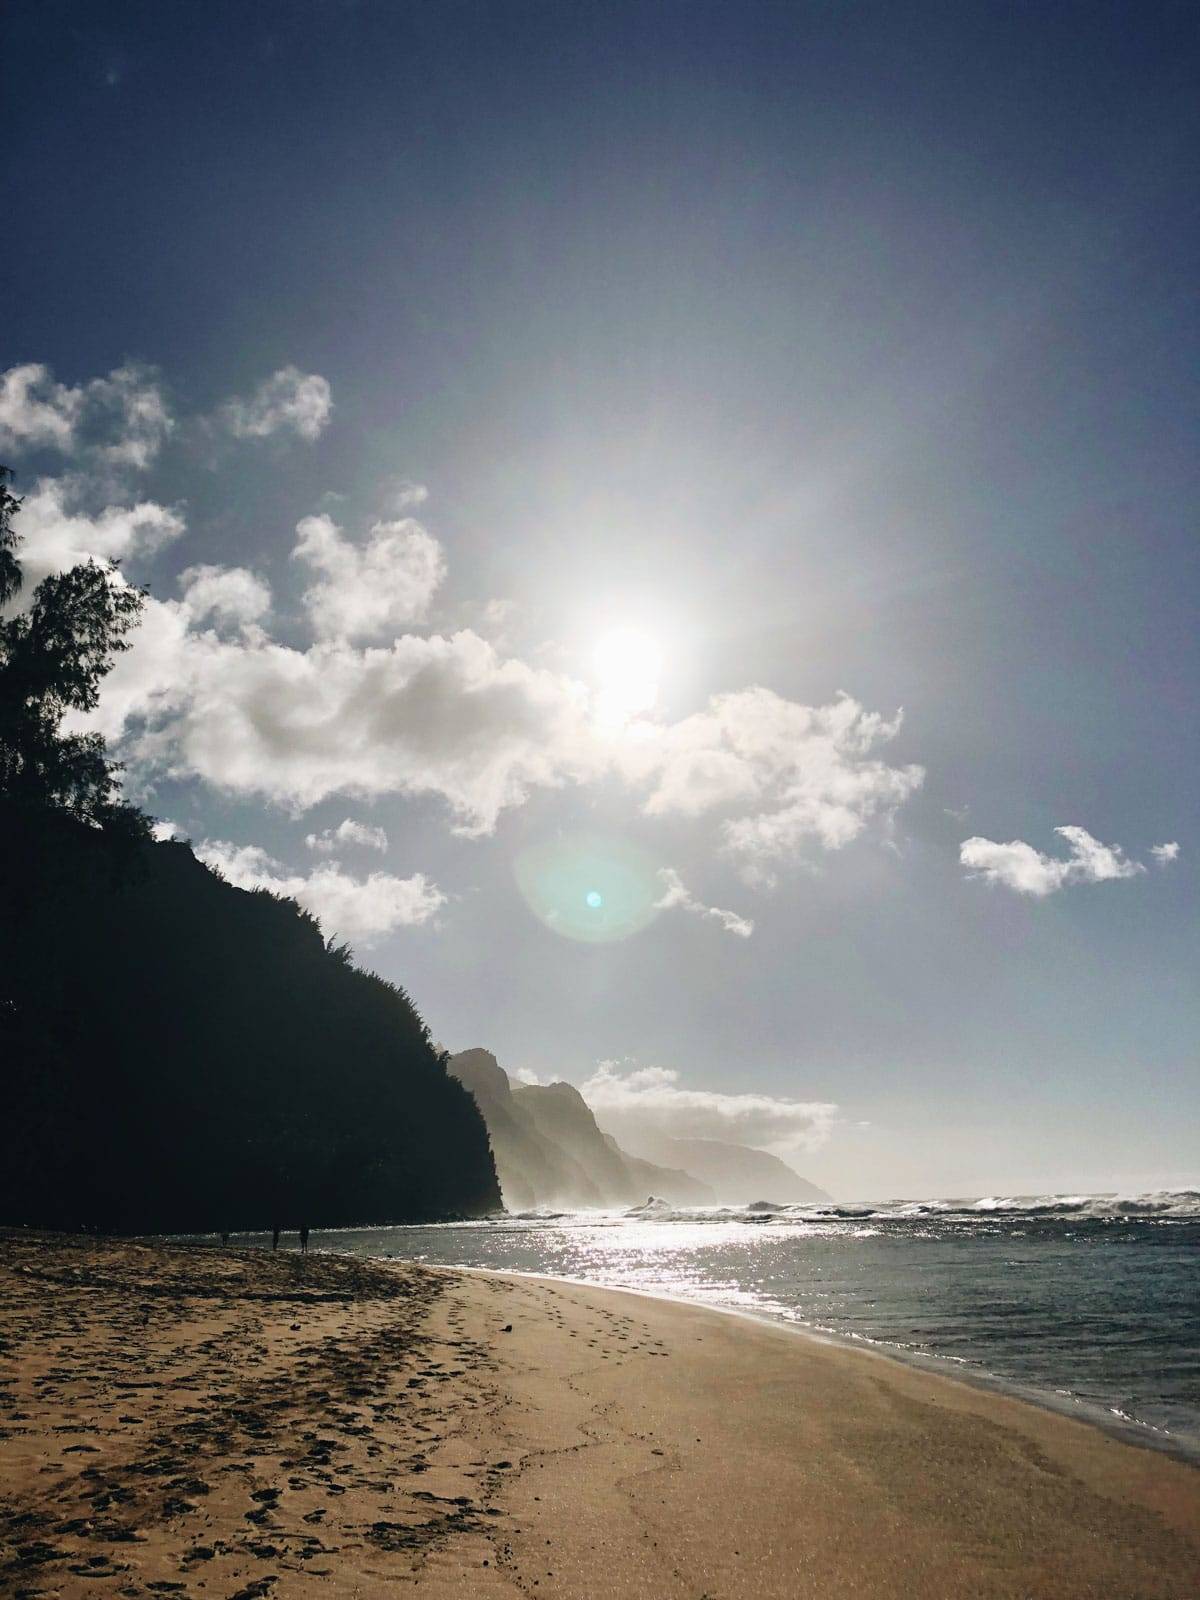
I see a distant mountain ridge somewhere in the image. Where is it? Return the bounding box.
[446,1048,831,1209]
[613,1132,833,1206]
[446,1050,713,1209]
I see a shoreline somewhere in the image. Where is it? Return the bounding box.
[195,1204,1200,1470]
[442,1260,1200,1469]
[3,1231,1198,1597]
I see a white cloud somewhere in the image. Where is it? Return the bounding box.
[178,563,271,626]
[7,475,185,596]
[151,818,183,841]
[305,818,388,854]
[0,364,82,450]
[60,564,270,744]
[0,362,171,470]
[98,621,597,833]
[293,511,446,640]
[384,478,429,511]
[7,360,924,879]
[70,588,196,740]
[634,689,923,877]
[221,366,332,442]
[1151,841,1180,866]
[29,467,919,856]
[194,839,444,943]
[654,867,754,938]
[960,825,1145,896]
[581,1061,837,1154]
[90,364,173,470]
[89,601,921,850]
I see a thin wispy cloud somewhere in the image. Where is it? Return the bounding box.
[581,1060,838,1153]
[1151,841,1180,866]
[960,826,1144,896]
[305,818,389,854]
[655,867,754,938]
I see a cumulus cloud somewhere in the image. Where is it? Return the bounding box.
[6,475,185,595]
[305,818,388,854]
[0,362,171,470]
[88,601,921,848]
[960,825,1145,896]
[33,457,919,856]
[178,564,271,627]
[96,620,597,832]
[221,366,332,441]
[1151,841,1180,866]
[293,512,446,639]
[581,1061,837,1154]
[0,364,82,450]
[151,819,183,842]
[654,867,754,938]
[9,362,920,874]
[633,689,923,879]
[194,840,444,943]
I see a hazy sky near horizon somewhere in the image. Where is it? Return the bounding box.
[4,1,1197,1200]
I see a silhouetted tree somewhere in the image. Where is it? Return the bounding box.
[0,466,149,842]
[0,467,22,604]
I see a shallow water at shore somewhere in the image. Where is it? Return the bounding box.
[228,1190,1200,1459]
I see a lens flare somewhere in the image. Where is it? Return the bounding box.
[514,833,663,943]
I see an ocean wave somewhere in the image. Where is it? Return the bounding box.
[964,1191,1200,1219]
[777,1190,1200,1223]
[447,1189,1200,1230]
[597,1189,1200,1226]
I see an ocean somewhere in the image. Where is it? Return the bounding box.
[250,1191,1200,1461]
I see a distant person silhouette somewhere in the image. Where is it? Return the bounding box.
[220,1230,229,1246]
[300,1224,310,1254]
[271,1224,281,1251]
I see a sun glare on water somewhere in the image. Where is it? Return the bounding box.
[593,626,663,724]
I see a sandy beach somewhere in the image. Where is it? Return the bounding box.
[1,1233,1197,1599]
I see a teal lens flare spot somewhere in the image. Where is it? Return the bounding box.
[513,833,663,943]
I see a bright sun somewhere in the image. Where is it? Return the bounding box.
[592,626,663,722]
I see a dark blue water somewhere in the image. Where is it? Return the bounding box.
[242,1191,1200,1460]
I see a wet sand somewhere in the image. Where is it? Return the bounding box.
[1,1233,1197,1598]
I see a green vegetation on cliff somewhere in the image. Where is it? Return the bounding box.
[0,469,500,1231]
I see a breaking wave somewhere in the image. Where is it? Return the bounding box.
[540,1189,1200,1227]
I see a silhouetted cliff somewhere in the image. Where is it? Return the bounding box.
[445,1048,597,1208]
[446,1049,713,1208]
[0,803,502,1232]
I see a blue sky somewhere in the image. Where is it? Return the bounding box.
[3,0,1196,1198]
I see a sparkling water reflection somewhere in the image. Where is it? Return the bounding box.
[257,1195,1200,1458]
